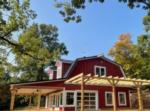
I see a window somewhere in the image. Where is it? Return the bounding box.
[118,92,126,106]
[52,95,56,106]
[59,93,63,105]
[77,92,96,110]
[50,93,63,107]
[56,95,59,107]
[66,92,74,105]
[94,66,106,76]
[105,92,112,106]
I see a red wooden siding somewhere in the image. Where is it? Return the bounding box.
[69,58,123,78]
[99,87,130,108]
[65,85,130,108]
[64,107,75,111]
[16,56,131,110]
[21,80,65,87]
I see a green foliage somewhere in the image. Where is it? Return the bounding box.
[55,0,150,23]
[0,0,36,46]
[0,83,10,110]
[109,34,150,79]
[13,24,68,81]
[0,0,68,109]
[0,47,13,110]
[136,35,150,79]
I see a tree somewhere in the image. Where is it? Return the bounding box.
[0,47,13,110]
[109,34,138,77]
[136,35,150,79]
[109,34,150,79]
[0,0,36,58]
[55,0,150,23]
[13,24,68,81]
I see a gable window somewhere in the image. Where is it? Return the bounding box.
[94,66,106,76]
[66,92,74,105]
[118,92,126,106]
[105,92,112,106]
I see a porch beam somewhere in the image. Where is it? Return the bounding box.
[108,79,118,111]
[10,89,16,111]
[37,89,41,111]
[29,96,32,107]
[136,82,143,111]
[112,85,117,111]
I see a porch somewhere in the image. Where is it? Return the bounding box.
[10,73,150,111]
[13,107,150,111]
[65,73,150,111]
[10,84,64,111]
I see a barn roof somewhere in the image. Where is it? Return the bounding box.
[64,55,125,78]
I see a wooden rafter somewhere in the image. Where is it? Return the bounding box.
[65,73,150,87]
[65,73,150,111]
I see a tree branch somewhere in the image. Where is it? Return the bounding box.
[141,1,150,9]
[0,36,45,61]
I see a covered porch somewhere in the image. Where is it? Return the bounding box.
[10,73,150,111]
[10,83,64,111]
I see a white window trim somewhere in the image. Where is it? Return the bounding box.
[118,92,127,106]
[49,91,64,107]
[76,90,99,110]
[64,91,75,107]
[105,91,113,106]
[64,90,98,110]
[94,65,106,76]
[59,93,63,106]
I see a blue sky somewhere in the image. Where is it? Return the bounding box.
[30,0,146,60]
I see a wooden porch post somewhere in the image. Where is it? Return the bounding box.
[108,79,118,111]
[112,85,117,111]
[29,96,32,107]
[10,89,16,111]
[45,96,48,108]
[81,73,84,111]
[37,90,41,111]
[137,86,143,111]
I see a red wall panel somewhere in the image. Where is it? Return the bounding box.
[69,58,124,78]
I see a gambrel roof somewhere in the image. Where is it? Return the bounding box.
[64,55,126,78]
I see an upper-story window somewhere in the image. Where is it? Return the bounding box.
[94,66,106,76]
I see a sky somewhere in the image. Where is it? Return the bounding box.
[30,0,146,60]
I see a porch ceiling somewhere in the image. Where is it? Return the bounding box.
[11,85,64,95]
[65,73,150,87]
[15,88,58,95]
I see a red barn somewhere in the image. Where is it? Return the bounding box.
[10,55,133,111]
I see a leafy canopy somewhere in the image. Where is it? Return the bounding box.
[14,24,68,81]
[0,1,68,109]
[55,0,150,23]
[109,34,150,79]
[0,0,36,58]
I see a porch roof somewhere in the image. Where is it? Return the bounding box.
[65,73,150,87]
[10,79,65,95]
[11,86,63,95]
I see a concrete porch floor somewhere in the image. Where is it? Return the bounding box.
[13,107,150,111]
[101,108,150,111]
